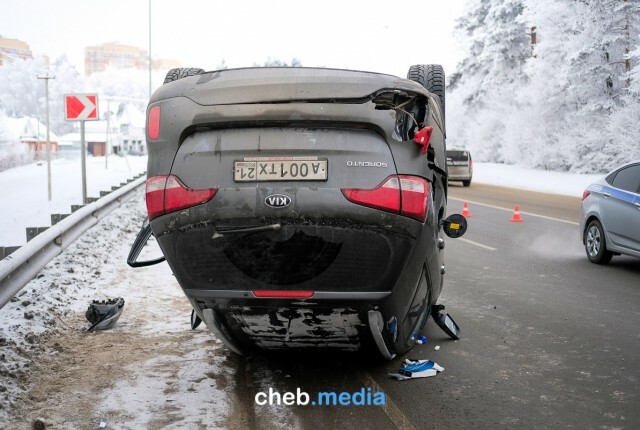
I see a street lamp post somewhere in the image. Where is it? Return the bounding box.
[37,74,55,201]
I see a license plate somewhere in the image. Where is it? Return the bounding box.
[234,157,328,182]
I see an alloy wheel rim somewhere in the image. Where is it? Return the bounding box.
[586,225,601,257]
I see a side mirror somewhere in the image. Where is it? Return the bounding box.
[441,214,467,238]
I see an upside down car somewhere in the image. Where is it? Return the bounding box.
[128,64,467,359]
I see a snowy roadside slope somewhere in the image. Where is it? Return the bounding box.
[0,196,231,428]
[469,162,603,198]
[0,194,304,429]
[0,155,147,246]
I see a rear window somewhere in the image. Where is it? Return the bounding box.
[611,164,640,193]
[446,150,470,162]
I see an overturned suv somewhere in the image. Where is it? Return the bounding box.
[129,65,466,359]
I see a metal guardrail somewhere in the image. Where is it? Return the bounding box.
[0,175,146,309]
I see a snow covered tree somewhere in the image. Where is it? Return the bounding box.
[254,57,302,67]
[0,56,83,135]
[448,0,531,163]
[85,68,155,111]
[449,0,640,173]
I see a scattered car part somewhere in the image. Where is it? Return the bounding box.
[432,305,461,340]
[127,218,165,267]
[389,359,444,380]
[190,309,202,329]
[85,298,125,332]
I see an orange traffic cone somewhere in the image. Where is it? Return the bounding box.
[462,202,472,218]
[510,205,524,222]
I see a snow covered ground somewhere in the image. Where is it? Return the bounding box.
[471,162,603,197]
[0,196,233,428]
[0,195,306,428]
[0,155,147,246]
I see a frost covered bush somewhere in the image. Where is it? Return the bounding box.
[0,142,33,172]
[449,0,640,173]
[0,111,34,171]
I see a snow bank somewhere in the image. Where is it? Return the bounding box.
[0,155,147,246]
[472,162,603,197]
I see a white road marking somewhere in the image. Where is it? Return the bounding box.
[457,237,497,251]
[448,197,579,225]
[355,369,417,430]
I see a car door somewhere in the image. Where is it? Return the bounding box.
[599,164,640,252]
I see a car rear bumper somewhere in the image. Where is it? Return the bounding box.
[447,165,472,180]
[155,219,417,294]
[152,202,441,352]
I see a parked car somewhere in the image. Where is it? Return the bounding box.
[580,161,640,264]
[129,65,467,358]
[446,149,473,186]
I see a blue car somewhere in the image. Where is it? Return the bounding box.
[580,161,640,264]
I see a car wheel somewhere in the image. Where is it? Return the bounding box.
[407,64,445,126]
[585,220,613,264]
[163,67,204,85]
[462,179,471,187]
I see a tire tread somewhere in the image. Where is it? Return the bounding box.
[407,64,445,121]
[163,67,205,85]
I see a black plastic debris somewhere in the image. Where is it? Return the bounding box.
[191,309,202,329]
[433,310,461,340]
[85,298,125,332]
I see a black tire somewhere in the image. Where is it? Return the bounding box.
[407,64,445,124]
[584,220,613,264]
[462,179,471,187]
[163,67,204,85]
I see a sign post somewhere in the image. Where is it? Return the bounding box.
[64,94,99,204]
[37,74,55,201]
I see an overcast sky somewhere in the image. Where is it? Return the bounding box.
[2,0,467,79]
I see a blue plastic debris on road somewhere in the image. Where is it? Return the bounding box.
[389,359,444,381]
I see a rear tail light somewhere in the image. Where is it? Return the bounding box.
[469,158,473,168]
[147,105,161,140]
[252,290,315,299]
[146,175,217,220]
[146,176,168,220]
[582,190,591,200]
[341,177,401,214]
[342,175,430,222]
[399,176,429,221]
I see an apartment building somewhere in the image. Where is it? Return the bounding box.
[0,36,33,66]
[84,43,148,75]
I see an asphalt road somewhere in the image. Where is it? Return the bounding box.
[227,183,640,430]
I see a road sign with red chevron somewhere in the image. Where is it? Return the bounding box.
[64,94,99,121]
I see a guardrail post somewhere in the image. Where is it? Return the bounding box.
[26,228,38,242]
[51,214,70,225]
[1,247,20,258]
[27,227,50,241]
